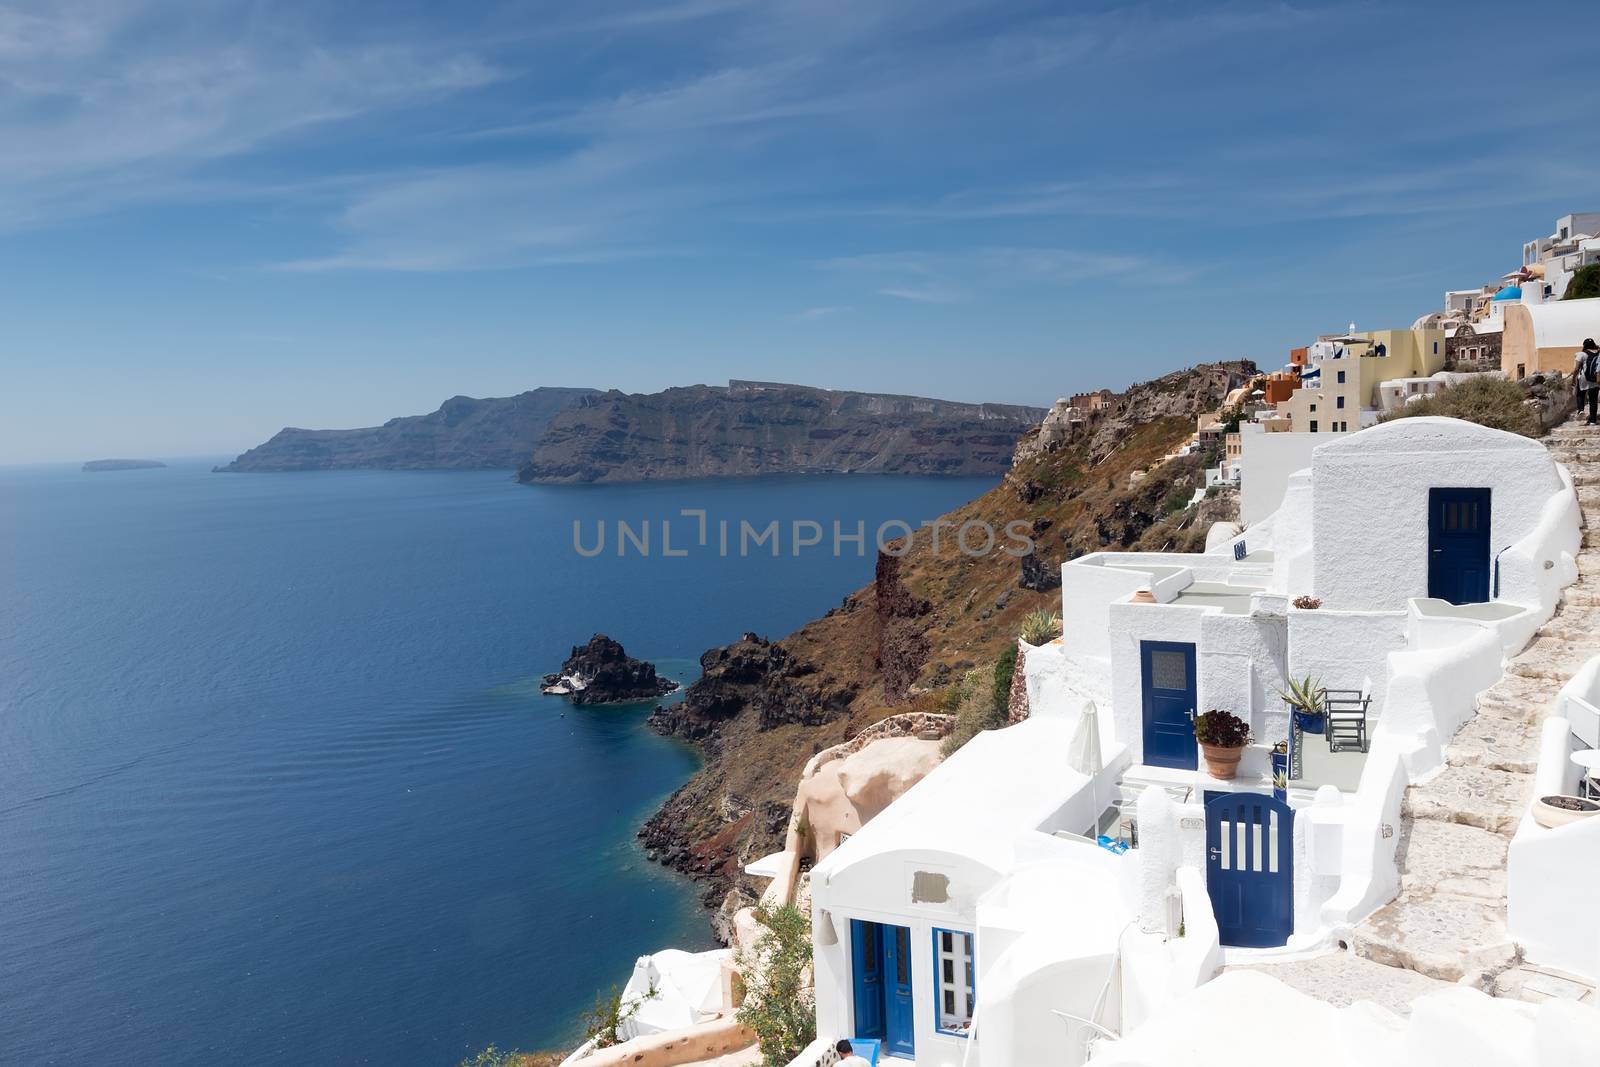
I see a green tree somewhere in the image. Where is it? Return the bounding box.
[1564,264,1600,301]
[736,904,816,1066]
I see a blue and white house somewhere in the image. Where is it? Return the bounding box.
[805,417,1584,1066]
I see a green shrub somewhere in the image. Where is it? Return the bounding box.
[1379,375,1540,438]
[1019,609,1061,645]
[736,904,816,1066]
[991,645,1017,720]
[455,1048,560,1067]
[942,658,1013,756]
[1565,264,1600,301]
[580,981,657,1049]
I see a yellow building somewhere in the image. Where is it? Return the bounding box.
[1278,328,1445,433]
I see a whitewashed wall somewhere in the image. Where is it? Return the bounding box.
[1318,735,1410,931]
[1266,472,1317,599]
[1310,419,1564,611]
[1286,608,1408,717]
[1197,610,1290,745]
[1239,428,1327,525]
[1107,601,1205,767]
[1381,625,1505,777]
[1556,657,1600,750]
[1508,717,1600,983]
[1495,462,1580,626]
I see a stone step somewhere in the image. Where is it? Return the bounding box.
[1446,713,1542,774]
[1396,820,1509,899]
[1352,889,1520,984]
[1403,764,1531,834]
[1506,638,1594,680]
[1473,689,1551,725]
[1229,951,1455,1016]
[1536,612,1600,642]
[1563,584,1600,607]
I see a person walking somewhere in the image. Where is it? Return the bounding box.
[1580,339,1600,425]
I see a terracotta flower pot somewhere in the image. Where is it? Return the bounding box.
[1532,794,1600,829]
[1131,589,1157,604]
[1200,742,1245,780]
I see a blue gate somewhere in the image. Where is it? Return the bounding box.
[1204,792,1294,948]
[850,920,915,1057]
[1428,487,1491,605]
[1141,641,1197,770]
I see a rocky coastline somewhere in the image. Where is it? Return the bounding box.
[630,362,1255,939]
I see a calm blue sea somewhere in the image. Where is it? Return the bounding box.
[0,460,994,1066]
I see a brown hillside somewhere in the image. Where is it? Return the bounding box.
[639,361,1255,924]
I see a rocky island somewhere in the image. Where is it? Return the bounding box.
[518,380,1046,484]
[217,387,600,471]
[542,634,678,705]
[82,459,166,472]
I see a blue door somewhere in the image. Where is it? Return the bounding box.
[1205,792,1294,948]
[850,920,883,1039]
[1141,641,1197,770]
[1428,488,1490,605]
[884,924,914,1057]
[851,921,914,1057]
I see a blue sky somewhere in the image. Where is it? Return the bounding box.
[4,0,1599,462]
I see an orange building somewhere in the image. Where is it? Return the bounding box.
[1262,371,1301,405]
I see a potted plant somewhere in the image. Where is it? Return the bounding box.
[1194,709,1252,780]
[1292,595,1322,610]
[1278,675,1326,735]
[1270,741,1289,799]
[1532,794,1600,829]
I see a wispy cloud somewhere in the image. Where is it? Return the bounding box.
[827,246,1163,304]
[796,305,848,319]
[0,1,502,228]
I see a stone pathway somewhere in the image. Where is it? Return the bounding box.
[1248,416,1600,1010]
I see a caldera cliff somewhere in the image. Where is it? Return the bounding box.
[218,388,601,472]
[517,380,1047,484]
[636,361,1255,922]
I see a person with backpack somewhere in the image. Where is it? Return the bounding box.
[1580,339,1600,424]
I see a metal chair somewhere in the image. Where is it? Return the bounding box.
[1322,688,1371,753]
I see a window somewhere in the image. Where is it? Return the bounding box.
[1336,396,1345,409]
[933,929,974,1036]
[1309,420,1319,433]
[1433,341,1439,354]
[1517,363,1526,380]
[1310,402,1317,412]
[1337,370,1346,384]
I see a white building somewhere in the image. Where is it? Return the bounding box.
[805,417,1582,1066]
[809,716,1133,1066]
[1521,212,1600,301]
